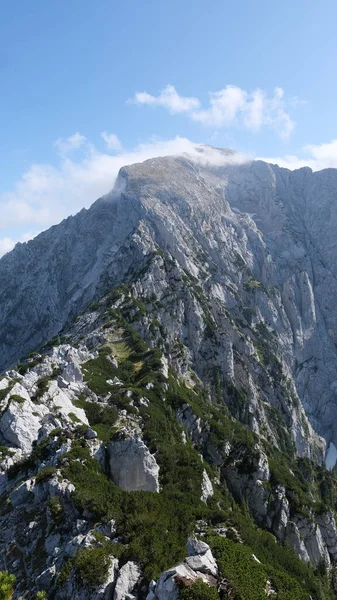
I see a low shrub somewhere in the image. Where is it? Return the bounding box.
[73,546,112,587]
[0,571,15,600]
[179,579,219,600]
[35,466,57,484]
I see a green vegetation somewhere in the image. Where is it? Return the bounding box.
[9,394,26,404]
[245,278,261,289]
[209,533,334,600]
[0,571,15,600]
[81,350,135,396]
[3,284,337,599]
[35,466,57,484]
[73,396,118,443]
[73,545,113,587]
[179,579,219,600]
[0,446,15,459]
[48,496,63,519]
[68,411,81,424]
[34,375,51,400]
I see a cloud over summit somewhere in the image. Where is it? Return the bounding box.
[131,84,296,140]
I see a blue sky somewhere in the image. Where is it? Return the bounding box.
[1,0,337,254]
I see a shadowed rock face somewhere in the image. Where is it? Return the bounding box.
[1,149,337,450]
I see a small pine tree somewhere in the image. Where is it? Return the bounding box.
[0,571,16,600]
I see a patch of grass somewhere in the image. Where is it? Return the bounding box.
[68,412,82,424]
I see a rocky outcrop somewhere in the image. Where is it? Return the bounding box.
[223,445,270,525]
[201,469,214,503]
[0,383,49,453]
[152,538,217,600]
[113,561,141,600]
[108,434,160,492]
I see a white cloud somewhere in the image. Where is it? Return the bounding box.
[131,84,295,140]
[54,132,87,155]
[260,139,337,171]
[131,84,201,113]
[101,131,122,151]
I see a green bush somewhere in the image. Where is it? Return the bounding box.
[179,579,219,600]
[73,546,112,587]
[48,496,63,519]
[72,397,118,442]
[0,571,15,600]
[9,394,26,405]
[209,536,309,600]
[35,466,57,484]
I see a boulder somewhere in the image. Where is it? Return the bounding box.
[10,479,34,507]
[113,561,142,600]
[186,538,218,577]
[62,360,83,383]
[0,383,49,453]
[154,564,197,600]
[108,435,159,492]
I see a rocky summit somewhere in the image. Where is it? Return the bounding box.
[2,146,337,598]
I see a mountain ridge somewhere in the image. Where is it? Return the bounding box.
[2,148,337,597]
[1,149,337,450]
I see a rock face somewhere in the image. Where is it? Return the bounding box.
[0,384,49,453]
[108,434,160,492]
[0,148,336,457]
[201,469,214,502]
[153,538,217,600]
[113,561,141,600]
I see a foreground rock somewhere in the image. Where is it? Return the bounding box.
[152,538,217,600]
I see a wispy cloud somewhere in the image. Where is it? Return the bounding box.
[0,237,16,257]
[101,131,122,151]
[54,132,87,155]
[130,84,200,113]
[130,84,296,140]
[260,139,337,171]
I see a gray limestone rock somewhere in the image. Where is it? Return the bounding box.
[113,561,142,600]
[108,434,160,492]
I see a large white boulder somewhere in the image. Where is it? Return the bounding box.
[153,538,218,599]
[108,434,159,492]
[46,381,88,424]
[113,561,141,600]
[0,383,49,453]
